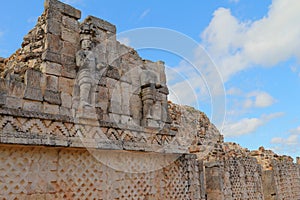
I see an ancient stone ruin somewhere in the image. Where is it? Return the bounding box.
[0,0,299,199]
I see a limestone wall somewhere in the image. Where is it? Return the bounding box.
[0,0,300,199]
[205,157,264,200]
[0,145,201,200]
[0,0,184,153]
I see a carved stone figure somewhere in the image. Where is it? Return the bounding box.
[76,37,97,109]
[140,70,162,127]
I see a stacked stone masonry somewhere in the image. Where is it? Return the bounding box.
[0,0,299,199]
[0,145,200,199]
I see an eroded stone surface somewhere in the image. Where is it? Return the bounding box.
[0,0,299,199]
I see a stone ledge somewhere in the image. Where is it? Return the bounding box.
[0,132,188,154]
[84,16,116,33]
[44,0,81,20]
[0,107,72,122]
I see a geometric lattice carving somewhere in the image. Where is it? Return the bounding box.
[0,115,176,147]
[0,145,199,200]
[222,157,264,200]
[272,160,300,200]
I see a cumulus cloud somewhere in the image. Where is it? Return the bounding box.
[222,112,284,137]
[244,91,276,108]
[201,0,300,81]
[227,88,276,110]
[271,126,300,154]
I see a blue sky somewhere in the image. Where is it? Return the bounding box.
[0,0,299,159]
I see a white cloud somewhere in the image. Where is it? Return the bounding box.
[246,91,276,108]
[139,9,151,20]
[270,126,300,154]
[222,112,284,137]
[227,89,276,109]
[227,87,243,95]
[201,0,300,81]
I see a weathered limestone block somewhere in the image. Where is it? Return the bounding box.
[23,100,43,112]
[41,61,62,76]
[60,106,72,116]
[25,69,42,88]
[205,162,224,200]
[0,79,7,106]
[45,75,58,91]
[42,50,61,63]
[45,33,62,52]
[45,18,62,35]
[62,27,79,44]
[8,80,25,98]
[58,77,74,95]
[24,87,43,101]
[4,97,22,109]
[262,170,277,200]
[61,55,76,78]
[62,16,80,32]
[44,0,81,20]
[83,15,116,34]
[0,92,6,106]
[44,102,60,114]
[24,69,43,101]
[61,92,72,108]
[44,90,61,105]
[105,65,120,80]
[62,41,77,57]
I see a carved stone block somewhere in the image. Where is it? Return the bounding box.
[44,103,60,115]
[45,34,62,52]
[41,61,62,76]
[4,97,22,109]
[8,81,25,98]
[96,86,109,102]
[60,106,72,116]
[63,4,81,20]
[61,92,72,108]
[45,0,81,20]
[25,69,41,88]
[45,18,62,35]
[83,16,116,33]
[44,90,61,105]
[46,75,58,91]
[24,87,43,101]
[42,50,61,64]
[0,92,7,106]
[62,41,77,57]
[105,65,120,80]
[62,16,80,32]
[62,27,79,44]
[61,66,76,79]
[23,100,43,112]
[58,77,74,95]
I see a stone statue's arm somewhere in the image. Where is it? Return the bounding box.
[75,50,86,69]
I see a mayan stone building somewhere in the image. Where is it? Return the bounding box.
[0,0,299,199]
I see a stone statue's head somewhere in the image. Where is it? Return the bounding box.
[81,39,92,50]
